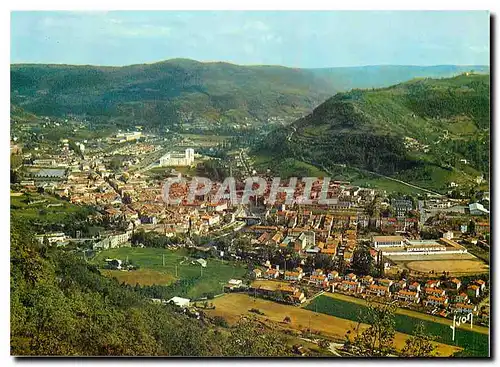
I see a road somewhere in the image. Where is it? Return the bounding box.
[131,147,171,174]
[238,148,252,175]
[287,125,297,142]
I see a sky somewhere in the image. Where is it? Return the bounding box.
[10,11,490,68]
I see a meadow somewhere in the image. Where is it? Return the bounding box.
[92,247,248,299]
[10,192,93,223]
[305,295,489,357]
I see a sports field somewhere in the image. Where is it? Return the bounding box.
[405,259,489,275]
[92,247,247,299]
[305,294,489,357]
[205,293,461,356]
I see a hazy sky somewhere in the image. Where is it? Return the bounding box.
[11,11,490,67]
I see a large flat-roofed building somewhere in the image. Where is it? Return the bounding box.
[379,237,468,257]
[372,235,404,248]
[160,148,195,167]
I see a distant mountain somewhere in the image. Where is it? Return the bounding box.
[309,65,490,91]
[257,73,490,192]
[10,59,489,128]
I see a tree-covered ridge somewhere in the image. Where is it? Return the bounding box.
[11,59,488,127]
[10,220,291,356]
[257,73,490,191]
[10,59,334,126]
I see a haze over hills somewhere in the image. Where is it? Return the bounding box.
[10,58,489,128]
[257,73,490,192]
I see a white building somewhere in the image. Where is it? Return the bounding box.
[168,297,191,308]
[469,202,489,216]
[117,131,142,141]
[35,232,66,245]
[228,279,243,287]
[196,258,207,267]
[93,231,132,250]
[372,235,404,248]
[160,148,195,167]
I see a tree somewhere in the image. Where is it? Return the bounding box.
[401,322,436,357]
[468,220,476,236]
[224,318,291,356]
[212,316,228,328]
[351,246,374,276]
[346,302,396,356]
[399,269,409,280]
[317,339,330,349]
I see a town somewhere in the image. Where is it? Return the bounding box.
[10,116,490,357]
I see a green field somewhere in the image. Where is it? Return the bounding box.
[10,192,92,222]
[305,295,489,357]
[91,247,247,299]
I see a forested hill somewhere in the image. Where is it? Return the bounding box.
[10,219,291,356]
[10,59,488,128]
[257,73,490,192]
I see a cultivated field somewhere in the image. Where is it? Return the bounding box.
[319,292,489,335]
[405,259,489,275]
[250,279,297,290]
[306,294,489,357]
[92,247,247,299]
[205,293,462,357]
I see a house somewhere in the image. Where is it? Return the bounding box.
[321,247,337,256]
[327,271,340,281]
[424,287,446,297]
[441,230,454,240]
[284,271,303,281]
[252,268,263,279]
[196,258,207,267]
[360,275,375,286]
[345,273,357,281]
[425,279,441,288]
[408,282,421,292]
[378,279,393,288]
[467,285,480,298]
[367,284,391,297]
[340,280,359,293]
[454,293,469,304]
[264,267,280,279]
[309,275,328,287]
[448,278,462,290]
[424,296,448,308]
[469,202,489,216]
[225,279,243,291]
[168,296,191,308]
[454,303,477,314]
[228,279,242,287]
[395,290,420,303]
[312,269,324,276]
[291,290,307,304]
[474,280,486,291]
[391,280,407,292]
